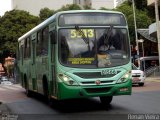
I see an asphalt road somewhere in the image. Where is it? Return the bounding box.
[0,80,160,120]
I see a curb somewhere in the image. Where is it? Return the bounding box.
[0,102,11,115]
[146,77,160,82]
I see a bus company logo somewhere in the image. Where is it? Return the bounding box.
[95,80,101,85]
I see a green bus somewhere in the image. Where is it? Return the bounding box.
[17,10,132,105]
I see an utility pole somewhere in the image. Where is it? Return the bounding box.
[155,0,160,68]
[132,0,140,68]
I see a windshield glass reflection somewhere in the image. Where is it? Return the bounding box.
[59,28,130,68]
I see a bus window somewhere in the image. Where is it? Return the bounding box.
[41,27,49,55]
[24,37,31,58]
[59,28,129,68]
[24,39,27,58]
[50,31,56,63]
[27,37,31,58]
[36,31,42,56]
[20,45,24,65]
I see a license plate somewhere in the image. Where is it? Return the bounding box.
[132,78,140,82]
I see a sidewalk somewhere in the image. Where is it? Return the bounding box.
[146,71,160,82]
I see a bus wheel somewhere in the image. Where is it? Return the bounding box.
[100,96,113,105]
[48,98,56,107]
[24,77,32,97]
[43,79,49,101]
[26,88,32,97]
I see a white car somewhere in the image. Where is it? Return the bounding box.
[0,76,13,85]
[132,64,146,86]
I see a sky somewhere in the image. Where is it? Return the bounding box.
[0,0,12,16]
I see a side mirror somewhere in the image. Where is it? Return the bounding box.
[50,31,57,44]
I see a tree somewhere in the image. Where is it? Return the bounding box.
[99,7,110,10]
[128,0,155,21]
[39,4,82,22]
[39,7,55,21]
[0,10,40,52]
[134,0,147,10]
[115,2,153,43]
[83,5,93,10]
[57,4,81,11]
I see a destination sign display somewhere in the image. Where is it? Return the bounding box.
[59,13,126,26]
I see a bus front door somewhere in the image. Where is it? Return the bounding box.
[49,25,57,98]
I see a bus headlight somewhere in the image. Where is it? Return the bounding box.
[116,71,130,84]
[58,73,79,86]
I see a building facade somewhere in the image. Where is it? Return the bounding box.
[73,0,92,8]
[12,0,126,16]
[74,0,126,9]
[115,0,126,7]
[147,0,160,38]
[12,0,73,16]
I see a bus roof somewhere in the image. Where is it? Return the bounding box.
[56,10,123,14]
[18,10,124,42]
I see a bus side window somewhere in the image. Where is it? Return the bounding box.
[36,31,42,56]
[24,39,27,58]
[27,37,31,58]
[41,27,49,55]
[20,42,24,65]
[17,43,20,60]
[50,30,56,63]
[24,37,31,58]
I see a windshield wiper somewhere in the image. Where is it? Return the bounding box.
[75,25,89,44]
[103,25,113,49]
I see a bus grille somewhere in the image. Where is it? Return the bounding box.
[74,72,120,79]
[84,87,111,93]
[81,80,114,85]
[132,74,141,77]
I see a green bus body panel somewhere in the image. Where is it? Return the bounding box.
[58,79,132,100]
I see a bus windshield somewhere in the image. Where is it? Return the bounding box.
[59,28,130,68]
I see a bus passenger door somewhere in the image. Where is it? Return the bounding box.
[19,42,24,86]
[49,22,57,97]
[31,34,37,91]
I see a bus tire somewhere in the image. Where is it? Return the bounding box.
[26,88,32,97]
[24,75,32,97]
[43,77,49,100]
[100,96,113,105]
[42,77,54,106]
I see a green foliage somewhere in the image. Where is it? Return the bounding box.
[39,7,55,21]
[116,2,133,16]
[57,4,81,11]
[134,0,147,10]
[0,10,40,52]
[128,0,155,21]
[83,5,93,10]
[115,2,153,43]
[39,4,81,22]
[99,7,111,10]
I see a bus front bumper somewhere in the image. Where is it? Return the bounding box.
[57,80,132,100]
